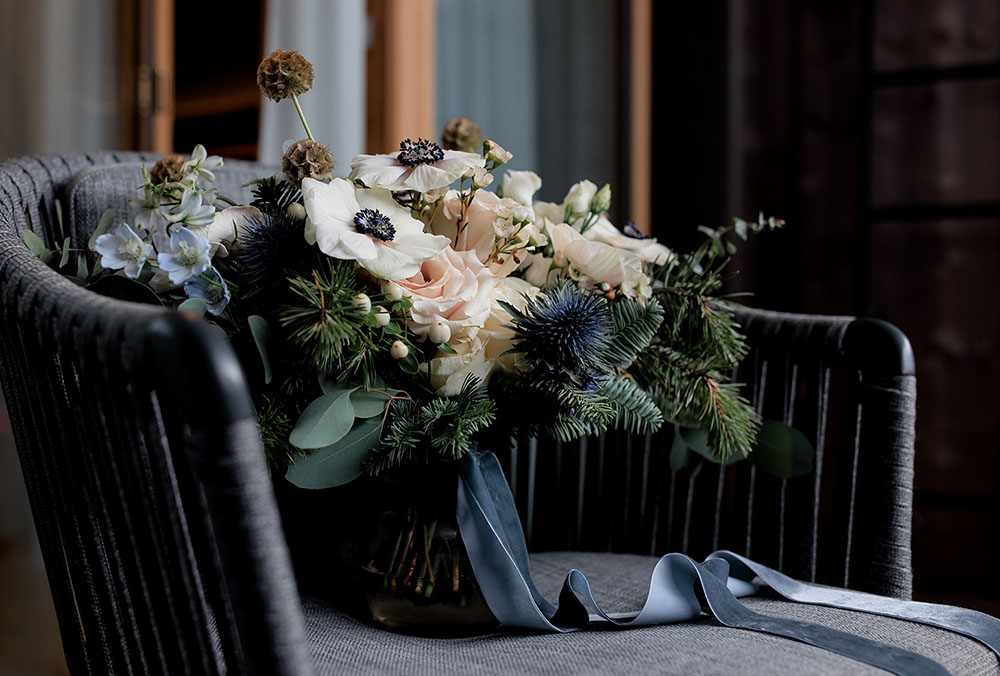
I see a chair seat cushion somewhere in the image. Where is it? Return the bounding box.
[301,551,1000,676]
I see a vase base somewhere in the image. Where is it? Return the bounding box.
[366,589,499,636]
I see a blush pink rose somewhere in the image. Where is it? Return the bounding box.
[430,189,527,276]
[394,248,498,342]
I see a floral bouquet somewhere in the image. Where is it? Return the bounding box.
[30,50,802,631]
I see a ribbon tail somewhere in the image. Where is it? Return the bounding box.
[709,550,1000,663]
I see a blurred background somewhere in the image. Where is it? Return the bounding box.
[1,0,998,673]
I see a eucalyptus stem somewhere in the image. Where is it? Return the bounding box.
[291,94,315,141]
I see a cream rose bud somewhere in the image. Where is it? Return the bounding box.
[352,293,372,314]
[428,321,451,344]
[563,179,598,217]
[390,341,409,359]
[501,170,542,207]
[483,140,513,166]
[395,248,498,342]
[590,183,612,213]
[374,306,391,326]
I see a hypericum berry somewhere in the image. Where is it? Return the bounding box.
[384,281,404,301]
[352,293,372,315]
[374,306,391,327]
[282,139,335,189]
[390,341,409,360]
[286,202,307,221]
[257,49,315,102]
[428,321,451,344]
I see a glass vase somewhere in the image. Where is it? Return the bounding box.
[362,464,498,635]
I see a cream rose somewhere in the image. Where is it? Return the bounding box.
[430,189,538,278]
[480,276,542,369]
[393,248,498,342]
[425,337,500,397]
[501,170,542,207]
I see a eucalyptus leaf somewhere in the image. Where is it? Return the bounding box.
[285,417,383,488]
[178,298,208,316]
[76,253,89,281]
[87,209,115,250]
[669,433,691,471]
[350,388,392,418]
[381,322,401,335]
[319,373,343,395]
[87,274,163,306]
[750,420,814,479]
[59,237,71,268]
[247,315,273,385]
[289,388,355,449]
[22,230,54,264]
[679,426,741,465]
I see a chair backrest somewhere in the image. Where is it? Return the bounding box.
[501,308,917,600]
[0,153,313,676]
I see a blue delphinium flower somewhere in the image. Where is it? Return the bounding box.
[94,223,152,279]
[506,282,613,381]
[157,226,211,284]
[237,210,306,291]
[183,266,230,316]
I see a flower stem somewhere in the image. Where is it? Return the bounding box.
[291,94,315,141]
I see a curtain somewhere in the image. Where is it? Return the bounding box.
[258,0,367,173]
[0,0,121,160]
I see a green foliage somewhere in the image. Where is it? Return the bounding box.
[630,215,784,462]
[276,258,367,374]
[750,420,814,479]
[289,385,356,449]
[605,297,664,368]
[256,394,301,466]
[246,175,302,215]
[598,375,663,435]
[364,376,496,475]
[286,416,383,488]
[247,314,273,384]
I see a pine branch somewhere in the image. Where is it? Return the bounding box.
[598,374,664,435]
[605,297,664,368]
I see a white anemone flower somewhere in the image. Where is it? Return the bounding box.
[349,138,485,192]
[302,177,450,280]
[157,226,212,284]
[95,223,153,279]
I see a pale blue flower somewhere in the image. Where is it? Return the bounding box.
[163,189,216,228]
[157,226,211,284]
[183,266,230,315]
[94,223,152,279]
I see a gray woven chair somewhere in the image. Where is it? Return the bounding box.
[0,152,995,675]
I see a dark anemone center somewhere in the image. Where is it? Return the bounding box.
[618,220,651,240]
[397,138,445,167]
[353,208,396,242]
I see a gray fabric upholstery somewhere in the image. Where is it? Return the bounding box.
[301,552,1000,676]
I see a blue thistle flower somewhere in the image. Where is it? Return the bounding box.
[237,211,307,292]
[505,283,613,381]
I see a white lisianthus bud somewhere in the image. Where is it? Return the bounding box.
[352,293,372,314]
[564,179,598,217]
[472,167,494,189]
[590,183,612,214]
[501,170,542,207]
[286,202,307,221]
[493,218,516,237]
[374,306,390,327]
[390,340,409,359]
[428,321,452,344]
[384,282,403,301]
[483,139,513,166]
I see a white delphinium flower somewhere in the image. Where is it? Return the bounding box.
[302,177,450,280]
[130,186,163,237]
[157,227,212,284]
[95,223,153,279]
[162,189,216,228]
[349,138,485,192]
[182,144,224,183]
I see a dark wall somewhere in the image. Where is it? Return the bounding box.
[653,0,1000,614]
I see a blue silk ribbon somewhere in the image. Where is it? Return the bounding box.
[457,447,1000,676]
